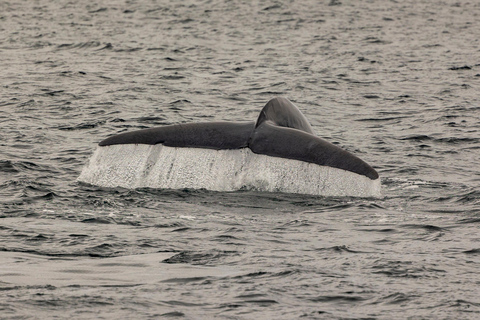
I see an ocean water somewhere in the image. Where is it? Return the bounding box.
[1,0,479,319]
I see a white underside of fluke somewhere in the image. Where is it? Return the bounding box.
[78,144,381,198]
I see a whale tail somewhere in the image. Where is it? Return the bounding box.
[79,97,380,197]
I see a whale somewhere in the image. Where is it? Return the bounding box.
[78,97,380,197]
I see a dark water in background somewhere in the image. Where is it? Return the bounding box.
[1,0,479,318]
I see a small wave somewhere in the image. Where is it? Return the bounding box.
[113,47,142,52]
[455,190,480,204]
[401,224,446,232]
[88,7,108,14]
[449,65,473,70]
[170,227,191,232]
[364,36,392,44]
[231,269,299,281]
[399,134,478,144]
[161,75,186,80]
[450,299,480,308]
[0,160,19,173]
[381,178,451,192]
[211,234,242,242]
[275,219,312,229]
[371,260,446,279]
[133,116,167,125]
[232,271,269,279]
[160,311,185,317]
[161,277,208,284]
[56,41,107,50]
[84,243,122,257]
[146,47,166,51]
[80,217,116,224]
[463,248,480,255]
[309,294,367,303]
[153,222,185,228]
[0,284,56,292]
[162,300,207,307]
[363,94,381,99]
[400,224,448,241]
[1,179,58,206]
[356,116,408,122]
[315,245,362,254]
[0,160,51,173]
[457,217,480,224]
[399,134,433,141]
[68,234,89,238]
[0,247,102,258]
[369,292,417,305]
[162,250,238,265]
[437,137,478,144]
[57,120,106,131]
[356,202,386,209]
[358,227,397,233]
[238,299,278,306]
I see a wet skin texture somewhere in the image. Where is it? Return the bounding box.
[99,97,379,180]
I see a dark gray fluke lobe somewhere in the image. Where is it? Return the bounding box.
[255,97,314,134]
[99,122,254,149]
[98,97,379,180]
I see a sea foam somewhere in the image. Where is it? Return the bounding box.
[78,144,381,198]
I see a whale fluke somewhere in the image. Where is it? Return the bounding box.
[79,97,380,197]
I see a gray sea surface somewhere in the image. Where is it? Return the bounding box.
[1,0,479,319]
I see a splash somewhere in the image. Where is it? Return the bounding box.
[78,145,381,198]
